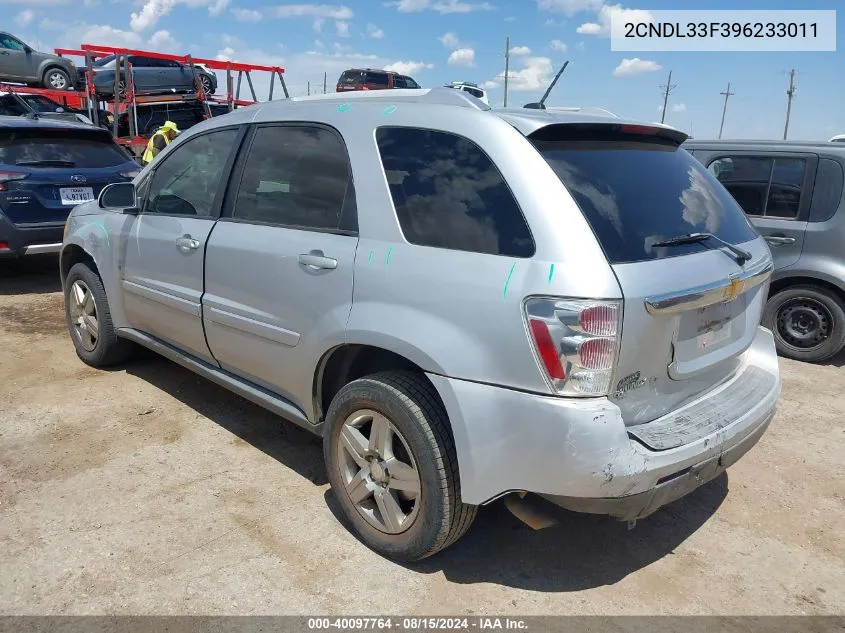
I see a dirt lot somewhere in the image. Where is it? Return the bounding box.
[1,255,843,616]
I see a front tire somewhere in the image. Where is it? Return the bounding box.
[43,67,71,91]
[64,262,133,367]
[323,371,476,562]
[763,285,845,363]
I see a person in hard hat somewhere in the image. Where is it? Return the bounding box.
[141,120,180,165]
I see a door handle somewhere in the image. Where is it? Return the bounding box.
[298,251,337,270]
[765,235,796,246]
[175,235,200,251]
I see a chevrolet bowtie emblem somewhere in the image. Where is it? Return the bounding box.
[723,277,744,302]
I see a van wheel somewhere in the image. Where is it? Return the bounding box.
[64,262,133,368]
[323,371,477,562]
[763,285,845,363]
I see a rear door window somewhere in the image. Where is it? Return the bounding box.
[375,126,534,257]
[708,155,808,219]
[530,130,757,264]
[364,71,389,86]
[0,130,130,168]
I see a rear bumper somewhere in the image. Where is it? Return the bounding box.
[428,326,780,518]
[0,213,64,258]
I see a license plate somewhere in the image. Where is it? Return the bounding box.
[59,187,95,206]
[697,321,732,350]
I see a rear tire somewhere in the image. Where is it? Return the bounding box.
[42,67,71,91]
[64,262,133,368]
[323,370,476,562]
[200,75,215,95]
[763,285,845,363]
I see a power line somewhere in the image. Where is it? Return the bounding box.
[659,70,676,124]
[718,81,734,139]
[783,69,797,140]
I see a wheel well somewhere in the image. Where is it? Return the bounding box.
[60,245,97,285]
[42,64,69,79]
[315,345,428,421]
[768,276,845,307]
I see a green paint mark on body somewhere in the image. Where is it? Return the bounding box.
[338,103,351,113]
[503,262,516,300]
[382,105,397,116]
[548,263,555,283]
[88,220,110,248]
[367,249,374,264]
[385,246,393,268]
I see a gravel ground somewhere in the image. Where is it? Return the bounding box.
[1,255,843,616]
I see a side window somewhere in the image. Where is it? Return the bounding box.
[232,125,352,231]
[375,127,535,257]
[0,95,28,116]
[365,72,389,86]
[405,78,420,89]
[0,36,25,51]
[809,158,845,223]
[145,128,238,217]
[393,76,407,89]
[708,155,806,219]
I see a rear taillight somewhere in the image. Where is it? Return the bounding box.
[0,171,28,192]
[524,298,622,397]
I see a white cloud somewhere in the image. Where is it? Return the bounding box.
[207,0,229,16]
[613,57,661,76]
[314,39,325,48]
[130,0,175,32]
[148,29,181,52]
[439,32,463,49]
[313,18,324,32]
[672,103,686,113]
[270,4,353,19]
[550,39,568,51]
[232,7,262,21]
[384,60,433,75]
[367,23,384,38]
[335,20,349,37]
[537,0,603,15]
[448,47,475,67]
[577,4,653,38]
[482,80,499,89]
[389,0,493,13]
[500,55,554,91]
[510,46,532,56]
[15,9,35,27]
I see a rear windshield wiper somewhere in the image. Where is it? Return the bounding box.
[651,232,752,265]
[15,159,76,167]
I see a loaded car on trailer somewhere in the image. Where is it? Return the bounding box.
[60,88,780,561]
[0,32,80,91]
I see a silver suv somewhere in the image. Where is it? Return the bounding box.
[60,89,781,561]
[0,32,79,91]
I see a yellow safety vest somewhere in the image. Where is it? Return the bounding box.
[142,130,171,165]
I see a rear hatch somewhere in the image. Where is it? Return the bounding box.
[0,126,138,225]
[529,123,771,426]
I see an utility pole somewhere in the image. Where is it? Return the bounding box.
[503,35,510,108]
[718,81,734,139]
[307,81,311,96]
[659,70,676,124]
[323,72,327,94]
[783,69,796,140]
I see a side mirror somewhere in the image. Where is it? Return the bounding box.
[99,182,138,213]
[55,107,64,113]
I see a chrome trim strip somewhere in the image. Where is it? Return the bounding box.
[22,243,63,255]
[645,259,773,316]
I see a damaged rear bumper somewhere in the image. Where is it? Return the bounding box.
[428,326,780,518]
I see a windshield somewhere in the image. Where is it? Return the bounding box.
[20,95,65,113]
[531,135,758,264]
[0,130,130,168]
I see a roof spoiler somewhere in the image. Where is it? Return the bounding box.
[529,121,689,146]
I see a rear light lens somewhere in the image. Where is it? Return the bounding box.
[524,298,622,397]
[0,242,9,250]
[0,171,28,192]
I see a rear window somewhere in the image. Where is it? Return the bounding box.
[0,130,129,168]
[339,71,362,85]
[531,131,758,264]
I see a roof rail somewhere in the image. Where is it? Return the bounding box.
[286,87,491,110]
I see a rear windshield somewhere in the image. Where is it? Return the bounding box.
[0,130,129,168]
[531,135,758,264]
[339,71,362,84]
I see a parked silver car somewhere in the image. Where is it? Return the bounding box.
[60,88,781,561]
[685,139,845,362]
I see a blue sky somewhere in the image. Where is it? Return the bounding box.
[7,0,844,140]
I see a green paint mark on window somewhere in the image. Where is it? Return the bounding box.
[338,103,351,113]
[368,250,374,264]
[503,262,516,300]
[383,104,397,116]
[548,263,555,283]
[385,246,393,269]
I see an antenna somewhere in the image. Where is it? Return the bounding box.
[659,70,676,124]
[718,81,734,139]
[523,61,570,110]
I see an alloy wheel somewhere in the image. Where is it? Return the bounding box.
[69,280,99,352]
[337,409,421,534]
[49,71,67,90]
[201,76,213,93]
